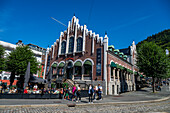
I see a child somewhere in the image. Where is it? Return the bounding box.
[65,88,70,100]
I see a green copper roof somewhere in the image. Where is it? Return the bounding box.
[123,55,127,57]
[74,61,82,66]
[108,45,114,48]
[52,63,57,68]
[110,62,117,67]
[119,52,124,55]
[127,69,133,74]
[114,49,119,52]
[58,62,65,68]
[84,60,92,65]
[117,65,124,70]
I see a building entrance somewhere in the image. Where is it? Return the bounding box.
[66,62,73,79]
[66,68,72,79]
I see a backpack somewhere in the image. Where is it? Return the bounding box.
[98,87,101,91]
[90,88,93,94]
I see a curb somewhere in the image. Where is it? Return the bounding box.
[76,96,170,106]
[0,96,169,108]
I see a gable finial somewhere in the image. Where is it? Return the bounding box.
[105,31,107,35]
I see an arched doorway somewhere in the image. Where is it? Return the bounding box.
[66,62,73,79]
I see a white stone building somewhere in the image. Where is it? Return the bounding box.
[0,40,46,80]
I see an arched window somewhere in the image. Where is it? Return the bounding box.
[61,41,66,54]
[68,37,74,53]
[77,37,83,52]
[74,61,82,75]
[3,76,7,80]
[84,60,92,75]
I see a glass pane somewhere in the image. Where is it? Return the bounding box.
[69,37,74,53]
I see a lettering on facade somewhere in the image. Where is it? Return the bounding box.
[96,48,101,76]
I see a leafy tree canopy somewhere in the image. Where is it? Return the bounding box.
[137,29,170,53]
[0,45,5,72]
[137,41,169,92]
[137,41,169,78]
[6,46,40,75]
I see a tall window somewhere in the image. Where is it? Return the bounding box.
[68,37,74,53]
[77,37,83,52]
[61,41,66,54]
[84,64,92,75]
[75,66,82,75]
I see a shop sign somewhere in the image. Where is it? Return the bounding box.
[96,48,101,76]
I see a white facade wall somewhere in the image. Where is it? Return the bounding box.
[0,40,45,79]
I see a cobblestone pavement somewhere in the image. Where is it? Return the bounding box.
[0,86,170,105]
[0,86,170,113]
[0,98,170,113]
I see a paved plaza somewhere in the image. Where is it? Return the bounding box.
[0,86,170,113]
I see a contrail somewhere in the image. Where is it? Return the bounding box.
[51,17,67,27]
[108,14,154,31]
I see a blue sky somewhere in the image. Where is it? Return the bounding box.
[0,0,170,49]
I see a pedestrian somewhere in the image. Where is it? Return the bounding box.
[65,88,70,100]
[63,85,66,99]
[88,84,94,104]
[93,85,98,100]
[68,87,72,100]
[0,85,2,94]
[71,85,77,101]
[77,85,81,102]
[24,86,28,94]
[33,84,38,90]
[98,84,103,100]
[60,88,64,99]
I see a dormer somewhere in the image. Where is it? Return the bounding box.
[114,49,119,55]
[108,45,114,52]
[119,52,124,58]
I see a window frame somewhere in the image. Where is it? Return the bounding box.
[68,37,74,53]
[61,41,66,54]
[76,37,83,52]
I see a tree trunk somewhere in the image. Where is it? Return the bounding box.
[10,71,15,87]
[152,77,155,93]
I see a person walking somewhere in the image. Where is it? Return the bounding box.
[71,85,77,101]
[77,85,81,102]
[98,84,103,100]
[65,88,70,100]
[88,84,94,104]
[63,85,66,99]
[93,85,98,100]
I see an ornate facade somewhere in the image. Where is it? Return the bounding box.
[44,16,140,95]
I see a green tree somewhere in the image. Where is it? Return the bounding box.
[136,41,169,93]
[6,46,40,88]
[0,45,5,72]
[137,29,170,55]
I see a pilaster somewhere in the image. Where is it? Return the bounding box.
[43,47,49,79]
[73,18,78,55]
[66,21,70,55]
[117,69,120,82]
[58,32,63,57]
[113,68,115,81]
[82,25,86,55]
